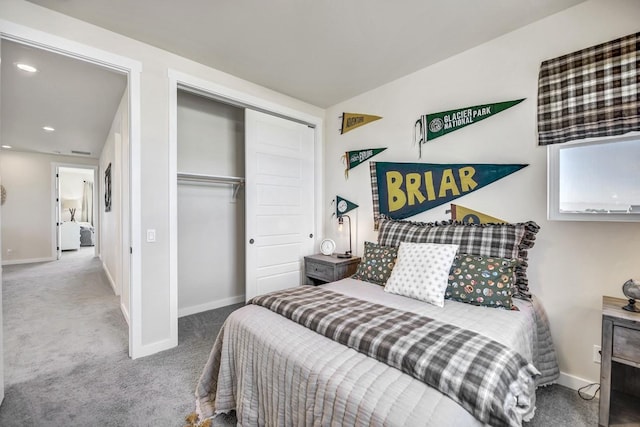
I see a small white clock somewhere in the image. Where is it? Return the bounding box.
[337,199,348,214]
[320,238,336,255]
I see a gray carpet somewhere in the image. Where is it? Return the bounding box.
[0,250,599,426]
[0,250,241,426]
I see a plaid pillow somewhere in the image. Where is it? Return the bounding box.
[446,253,517,310]
[377,216,539,299]
[352,241,398,286]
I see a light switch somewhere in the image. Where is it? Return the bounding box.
[146,229,156,243]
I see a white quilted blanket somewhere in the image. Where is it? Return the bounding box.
[196,278,559,426]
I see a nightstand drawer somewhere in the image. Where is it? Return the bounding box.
[304,254,361,285]
[613,325,640,364]
[306,262,334,280]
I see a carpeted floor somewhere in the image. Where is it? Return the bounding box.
[0,250,241,426]
[0,250,599,426]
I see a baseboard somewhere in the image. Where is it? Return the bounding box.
[120,302,130,326]
[558,371,599,397]
[2,256,56,266]
[101,261,120,296]
[178,295,245,318]
[130,336,178,360]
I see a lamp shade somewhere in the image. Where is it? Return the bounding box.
[62,198,82,209]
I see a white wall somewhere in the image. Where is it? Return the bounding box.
[0,0,324,350]
[0,150,97,264]
[323,0,640,386]
[100,89,127,303]
[0,171,5,404]
[177,92,245,316]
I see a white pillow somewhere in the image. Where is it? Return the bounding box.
[384,242,459,307]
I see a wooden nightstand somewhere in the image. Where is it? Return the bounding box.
[304,254,361,285]
[599,296,640,427]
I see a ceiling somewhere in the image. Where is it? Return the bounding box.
[26,0,586,108]
[1,0,586,158]
[0,40,127,159]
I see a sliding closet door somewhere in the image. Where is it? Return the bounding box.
[245,109,315,300]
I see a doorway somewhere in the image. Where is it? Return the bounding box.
[55,165,98,260]
[0,26,142,361]
[168,70,324,347]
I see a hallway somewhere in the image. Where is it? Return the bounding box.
[2,251,126,388]
[0,252,240,425]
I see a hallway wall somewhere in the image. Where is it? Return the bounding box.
[0,150,96,264]
[100,89,129,320]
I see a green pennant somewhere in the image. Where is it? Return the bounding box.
[342,147,387,178]
[414,98,525,157]
[370,162,528,220]
[336,196,358,217]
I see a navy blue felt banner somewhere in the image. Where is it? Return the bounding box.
[374,162,527,219]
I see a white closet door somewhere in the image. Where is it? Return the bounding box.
[245,109,315,301]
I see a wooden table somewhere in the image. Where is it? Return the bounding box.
[599,296,640,426]
[304,254,361,285]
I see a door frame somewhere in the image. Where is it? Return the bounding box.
[168,69,324,345]
[52,163,100,260]
[0,20,143,358]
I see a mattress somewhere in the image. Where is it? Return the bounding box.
[196,278,559,426]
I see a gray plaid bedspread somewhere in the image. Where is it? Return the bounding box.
[249,286,539,427]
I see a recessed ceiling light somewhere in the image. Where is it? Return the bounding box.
[43,126,55,132]
[1,145,12,149]
[16,63,38,73]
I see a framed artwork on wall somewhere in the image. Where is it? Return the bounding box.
[104,163,111,212]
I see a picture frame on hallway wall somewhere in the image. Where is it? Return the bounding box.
[105,163,111,212]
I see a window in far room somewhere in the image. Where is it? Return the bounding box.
[548,134,640,221]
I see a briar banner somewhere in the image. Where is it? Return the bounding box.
[414,99,525,157]
[340,113,382,134]
[370,162,527,220]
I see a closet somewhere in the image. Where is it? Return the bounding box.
[177,91,245,316]
[176,90,315,317]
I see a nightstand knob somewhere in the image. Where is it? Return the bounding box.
[309,233,313,238]
[249,238,255,244]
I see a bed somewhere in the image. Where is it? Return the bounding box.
[195,218,559,426]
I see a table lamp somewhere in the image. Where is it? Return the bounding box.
[337,215,352,258]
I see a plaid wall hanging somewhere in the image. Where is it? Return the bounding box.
[537,32,640,146]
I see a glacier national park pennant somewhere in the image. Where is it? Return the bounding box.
[414,99,525,157]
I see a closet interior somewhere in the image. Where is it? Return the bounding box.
[177,90,245,317]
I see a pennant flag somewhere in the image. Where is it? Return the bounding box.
[370,161,527,221]
[342,147,387,178]
[340,113,382,134]
[448,204,506,224]
[414,98,525,157]
[336,196,358,217]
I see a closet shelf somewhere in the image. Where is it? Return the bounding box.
[177,172,245,199]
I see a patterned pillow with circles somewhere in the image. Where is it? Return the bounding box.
[384,242,459,307]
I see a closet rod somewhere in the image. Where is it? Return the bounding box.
[177,172,245,199]
[177,172,245,185]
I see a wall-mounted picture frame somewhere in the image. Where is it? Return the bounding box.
[104,163,112,212]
